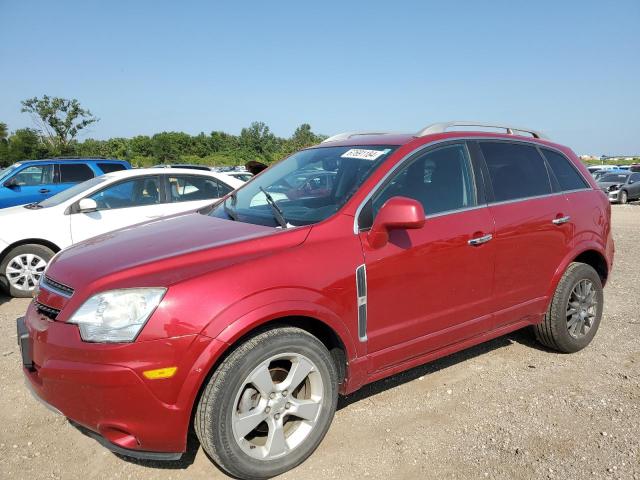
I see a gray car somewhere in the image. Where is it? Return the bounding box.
[597,172,640,203]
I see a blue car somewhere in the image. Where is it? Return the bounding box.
[0,158,131,209]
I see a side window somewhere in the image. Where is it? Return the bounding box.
[541,149,589,191]
[480,142,552,202]
[372,143,476,217]
[168,175,224,202]
[88,176,160,210]
[630,173,640,183]
[11,164,54,186]
[97,163,127,174]
[59,164,95,183]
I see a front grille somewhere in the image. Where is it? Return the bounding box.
[42,276,74,297]
[35,301,61,321]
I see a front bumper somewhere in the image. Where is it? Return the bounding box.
[19,304,225,457]
[607,190,621,202]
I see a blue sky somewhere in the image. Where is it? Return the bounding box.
[1,0,638,154]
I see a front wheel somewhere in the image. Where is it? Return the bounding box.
[619,190,628,204]
[0,244,54,298]
[195,327,338,479]
[534,262,603,353]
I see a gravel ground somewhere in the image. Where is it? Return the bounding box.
[0,205,638,480]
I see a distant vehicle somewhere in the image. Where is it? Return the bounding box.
[629,164,640,173]
[597,171,640,204]
[0,158,130,209]
[0,168,243,297]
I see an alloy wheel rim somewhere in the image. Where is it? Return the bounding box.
[566,279,597,338]
[5,253,47,291]
[231,352,324,460]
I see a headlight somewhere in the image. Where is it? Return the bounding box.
[68,288,166,343]
[608,184,621,191]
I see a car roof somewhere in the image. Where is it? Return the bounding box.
[17,157,127,163]
[102,167,244,186]
[315,122,563,150]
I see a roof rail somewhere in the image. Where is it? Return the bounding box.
[416,121,548,140]
[321,131,394,144]
[49,156,112,160]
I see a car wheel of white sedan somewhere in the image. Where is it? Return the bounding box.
[0,244,55,298]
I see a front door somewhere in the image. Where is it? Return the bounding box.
[70,175,165,243]
[3,164,55,207]
[358,142,496,372]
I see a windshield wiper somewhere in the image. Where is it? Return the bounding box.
[259,186,288,228]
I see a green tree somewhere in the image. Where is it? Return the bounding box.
[239,121,278,161]
[21,95,98,153]
[7,128,49,161]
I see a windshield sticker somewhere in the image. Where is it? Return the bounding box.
[341,149,389,161]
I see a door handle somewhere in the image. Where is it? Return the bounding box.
[39,188,50,194]
[552,215,571,225]
[468,233,493,246]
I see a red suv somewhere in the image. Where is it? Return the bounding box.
[19,122,614,479]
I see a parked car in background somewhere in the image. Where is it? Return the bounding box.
[19,122,613,479]
[597,171,640,204]
[0,158,130,209]
[0,168,242,297]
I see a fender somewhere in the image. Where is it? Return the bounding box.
[201,289,359,362]
[544,240,609,307]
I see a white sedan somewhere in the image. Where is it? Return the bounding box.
[0,168,244,297]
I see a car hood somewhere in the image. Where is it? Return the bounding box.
[597,181,624,189]
[45,212,311,293]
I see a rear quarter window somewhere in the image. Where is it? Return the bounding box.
[541,149,589,191]
[97,163,127,174]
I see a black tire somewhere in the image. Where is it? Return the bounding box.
[534,262,603,353]
[195,327,338,480]
[619,190,628,204]
[0,244,55,298]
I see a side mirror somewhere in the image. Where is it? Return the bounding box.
[3,177,19,188]
[368,196,425,249]
[78,198,98,213]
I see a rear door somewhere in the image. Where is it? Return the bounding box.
[70,175,165,243]
[477,140,573,328]
[54,163,95,196]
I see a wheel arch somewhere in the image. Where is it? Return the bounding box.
[0,238,61,266]
[183,312,356,447]
[546,244,610,306]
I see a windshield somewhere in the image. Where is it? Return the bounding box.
[38,176,107,207]
[600,173,629,183]
[0,163,21,182]
[208,145,397,227]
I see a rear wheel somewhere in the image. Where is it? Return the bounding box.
[0,244,54,298]
[534,262,603,353]
[195,327,338,479]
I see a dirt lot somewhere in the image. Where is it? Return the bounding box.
[0,206,638,480]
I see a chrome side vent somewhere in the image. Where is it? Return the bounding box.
[356,264,367,341]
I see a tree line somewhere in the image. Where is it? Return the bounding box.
[0,96,326,168]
